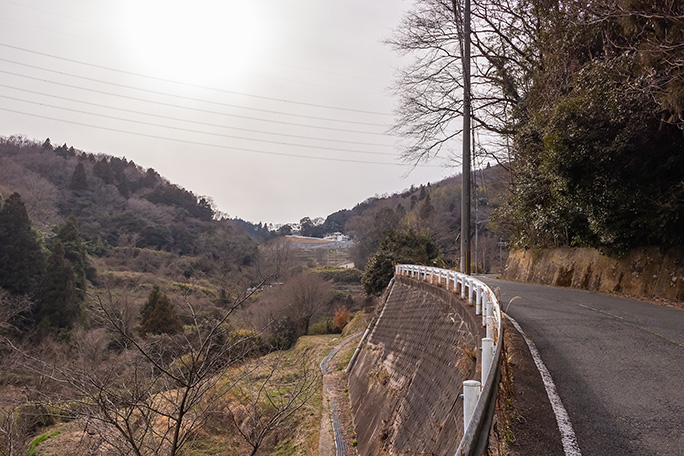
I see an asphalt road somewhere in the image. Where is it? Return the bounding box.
[481,277,684,456]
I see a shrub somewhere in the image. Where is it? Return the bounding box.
[313,266,362,284]
[308,317,339,335]
[333,307,350,332]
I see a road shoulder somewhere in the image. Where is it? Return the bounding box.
[490,318,564,455]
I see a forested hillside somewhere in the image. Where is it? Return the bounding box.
[1,136,256,251]
[0,135,371,455]
[391,0,684,254]
[298,163,509,273]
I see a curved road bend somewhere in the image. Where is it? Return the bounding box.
[481,277,684,456]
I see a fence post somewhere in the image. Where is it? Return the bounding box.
[485,299,494,340]
[481,337,494,385]
[463,380,481,428]
[476,285,482,315]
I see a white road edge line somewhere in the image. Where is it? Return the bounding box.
[505,314,583,456]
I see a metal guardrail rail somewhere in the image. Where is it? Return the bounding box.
[394,265,503,456]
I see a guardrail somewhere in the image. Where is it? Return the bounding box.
[394,265,502,456]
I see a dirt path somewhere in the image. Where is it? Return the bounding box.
[318,333,362,456]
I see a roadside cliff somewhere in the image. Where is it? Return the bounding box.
[504,247,684,301]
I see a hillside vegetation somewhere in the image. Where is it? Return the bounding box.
[0,135,376,455]
[392,0,684,255]
[296,163,510,273]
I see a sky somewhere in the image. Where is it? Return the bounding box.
[0,0,458,225]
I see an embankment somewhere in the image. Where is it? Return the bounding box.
[348,276,483,455]
[504,247,684,301]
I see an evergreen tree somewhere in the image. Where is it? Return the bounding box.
[38,241,79,329]
[42,137,53,151]
[56,216,93,291]
[419,193,435,220]
[54,143,69,158]
[362,229,441,295]
[117,173,131,199]
[0,193,46,296]
[70,162,88,191]
[93,158,115,185]
[140,286,183,336]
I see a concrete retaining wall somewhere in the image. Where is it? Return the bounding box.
[504,247,684,301]
[348,276,483,455]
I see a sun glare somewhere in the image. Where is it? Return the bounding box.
[118,0,263,87]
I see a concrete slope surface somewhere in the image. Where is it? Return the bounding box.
[482,277,684,456]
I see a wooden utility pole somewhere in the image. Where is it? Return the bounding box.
[455,0,471,274]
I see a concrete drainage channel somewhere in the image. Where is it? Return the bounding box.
[394,265,503,456]
[320,331,363,456]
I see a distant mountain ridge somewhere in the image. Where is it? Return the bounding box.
[0,135,257,266]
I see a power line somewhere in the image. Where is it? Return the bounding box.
[0,56,389,128]
[0,15,387,97]
[0,1,385,85]
[0,106,441,168]
[1,94,399,157]
[0,83,395,149]
[0,42,394,117]
[0,68,390,136]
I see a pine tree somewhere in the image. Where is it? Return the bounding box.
[117,173,131,199]
[93,158,115,185]
[70,163,88,192]
[140,286,183,336]
[419,193,435,220]
[0,193,46,296]
[56,215,93,291]
[39,241,79,329]
[42,137,53,151]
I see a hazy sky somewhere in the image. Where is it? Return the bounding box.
[0,0,457,224]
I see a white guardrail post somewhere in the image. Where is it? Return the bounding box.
[393,264,502,456]
[463,380,481,426]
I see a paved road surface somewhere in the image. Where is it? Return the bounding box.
[481,278,684,456]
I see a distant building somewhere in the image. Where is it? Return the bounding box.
[324,232,350,242]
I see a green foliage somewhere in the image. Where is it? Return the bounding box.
[497,30,684,251]
[86,236,110,257]
[38,241,80,330]
[268,317,297,350]
[93,158,115,184]
[312,266,362,284]
[362,229,442,295]
[308,317,339,335]
[28,430,61,456]
[139,285,183,336]
[419,192,435,220]
[143,184,213,221]
[0,192,46,296]
[69,162,88,191]
[56,215,93,291]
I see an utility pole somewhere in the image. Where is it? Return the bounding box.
[454,0,471,274]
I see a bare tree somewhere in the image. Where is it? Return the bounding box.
[227,354,319,456]
[8,284,273,456]
[281,272,332,336]
[256,238,293,281]
[0,291,34,456]
[0,404,29,456]
[0,290,32,334]
[388,0,547,166]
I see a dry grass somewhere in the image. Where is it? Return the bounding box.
[19,334,345,456]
